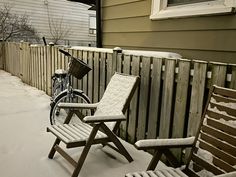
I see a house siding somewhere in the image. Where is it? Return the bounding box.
[0,0,96,46]
[101,0,236,63]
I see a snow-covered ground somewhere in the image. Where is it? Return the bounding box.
[0,70,165,177]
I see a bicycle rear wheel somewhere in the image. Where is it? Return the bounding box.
[50,89,91,125]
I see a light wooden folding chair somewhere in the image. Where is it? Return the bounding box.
[47,72,140,177]
[126,85,236,177]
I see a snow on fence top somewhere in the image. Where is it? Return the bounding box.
[70,46,113,53]
[70,46,182,59]
[122,50,182,59]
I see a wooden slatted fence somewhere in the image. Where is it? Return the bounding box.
[2,42,236,162]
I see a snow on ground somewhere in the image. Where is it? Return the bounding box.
[0,70,165,177]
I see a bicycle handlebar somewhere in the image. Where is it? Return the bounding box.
[59,49,71,57]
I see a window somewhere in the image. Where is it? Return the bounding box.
[168,0,214,6]
[89,16,96,35]
[150,0,236,20]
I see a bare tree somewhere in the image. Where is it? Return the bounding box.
[0,3,39,42]
[46,5,72,44]
[48,16,71,44]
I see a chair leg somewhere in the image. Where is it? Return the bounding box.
[101,123,133,162]
[48,138,61,159]
[71,124,100,177]
[147,150,163,170]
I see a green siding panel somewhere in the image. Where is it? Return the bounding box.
[101,0,236,63]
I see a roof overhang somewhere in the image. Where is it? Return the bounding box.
[67,0,95,6]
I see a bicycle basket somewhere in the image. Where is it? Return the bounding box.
[68,57,92,80]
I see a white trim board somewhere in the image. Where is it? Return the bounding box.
[150,0,236,20]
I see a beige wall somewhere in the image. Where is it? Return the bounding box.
[101,0,236,63]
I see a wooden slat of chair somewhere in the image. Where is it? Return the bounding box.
[207,110,236,121]
[206,118,236,136]
[192,153,225,175]
[213,157,236,173]
[200,132,236,157]
[209,102,236,117]
[198,140,236,166]
[212,93,236,104]
[201,125,236,147]
[214,86,236,99]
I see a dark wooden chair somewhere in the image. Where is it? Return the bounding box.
[126,85,236,177]
[47,73,140,177]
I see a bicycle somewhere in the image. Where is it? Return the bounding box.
[50,49,92,125]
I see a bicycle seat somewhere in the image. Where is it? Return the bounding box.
[54,69,67,78]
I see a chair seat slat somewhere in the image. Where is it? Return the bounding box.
[47,126,70,143]
[48,123,108,144]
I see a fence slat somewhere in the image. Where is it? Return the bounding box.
[99,53,106,99]
[35,47,38,89]
[120,55,131,140]
[187,61,208,137]
[46,46,52,95]
[230,64,236,89]
[76,50,82,90]
[106,53,113,85]
[128,55,140,143]
[172,59,191,138]
[82,51,88,95]
[211,62,227,87]
[116,53,122,73]
[171,59,191,161]
[93,52,100,102]
[147,58,163,139]
[137,56,151,140]
[88,51,94,101]
[69,49,77,90]
[43,47,47,92]
[159,59,176,139]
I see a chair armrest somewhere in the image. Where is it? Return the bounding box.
[214,172,236,177]
[58,103,98,110]
[135,137,195,150]
[83,114,126,123]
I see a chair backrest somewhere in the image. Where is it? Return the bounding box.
[185,85,236,177]
[94,72,139,130]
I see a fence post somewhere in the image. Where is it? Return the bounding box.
[112,47,122,74]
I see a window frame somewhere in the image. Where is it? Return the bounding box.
[89,15,96,35]
[150,0,236,20]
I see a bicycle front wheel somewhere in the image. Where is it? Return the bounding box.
[50,89,91,125]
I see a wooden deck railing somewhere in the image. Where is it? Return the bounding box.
[2,42,236,161]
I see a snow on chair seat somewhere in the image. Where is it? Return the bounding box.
[47,123,108,147]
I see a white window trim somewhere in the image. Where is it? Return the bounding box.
[150,0,236,20]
